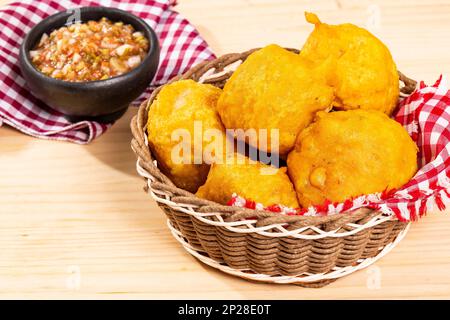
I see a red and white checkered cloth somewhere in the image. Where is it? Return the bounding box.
[229,77,450,222]
[0,0,215,143]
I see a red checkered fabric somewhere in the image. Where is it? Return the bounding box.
[0,0,215,143]
[229,77,450,222]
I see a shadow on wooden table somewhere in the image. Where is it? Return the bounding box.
[85,107,139,177]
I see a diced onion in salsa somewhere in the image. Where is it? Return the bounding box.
[30,17,149,82]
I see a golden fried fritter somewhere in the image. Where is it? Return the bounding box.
[196,155,299,208]
[300,12,399,115]
[287,110,418,207]
[147,80,226,193]
[217,44,334,157]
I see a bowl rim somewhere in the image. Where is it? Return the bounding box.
[19,6,159,88]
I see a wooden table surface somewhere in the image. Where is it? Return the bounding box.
[1,0,450,299]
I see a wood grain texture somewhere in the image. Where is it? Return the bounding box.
[0,0,449,299]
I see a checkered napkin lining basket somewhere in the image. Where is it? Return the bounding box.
[130,48,417,287]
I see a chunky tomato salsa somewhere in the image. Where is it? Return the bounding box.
[30,17,149,82]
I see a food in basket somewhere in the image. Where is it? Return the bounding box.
[145,14,418,213]
[30,17,149,82]
[196,154,299,208]
[132,9,442,287]
[217,44,334,157]
[147,80,226,193]
[287,109,418,207]
[300,12,399,115]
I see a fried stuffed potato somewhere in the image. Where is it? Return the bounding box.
[300,12,399,115]
[287,110,418,207]
[147,80,226,193]
[196,155,299,208]
[217,44,334,157]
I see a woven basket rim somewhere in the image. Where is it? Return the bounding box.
[130,47,417,232]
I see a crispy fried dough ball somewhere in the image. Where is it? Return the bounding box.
[300,12,399,115]
[147,80,226,193]
[196,155,299,208]
[287,110,418,207]
[217,44,334,157]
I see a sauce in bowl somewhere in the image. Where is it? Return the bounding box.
[30,17,149,82]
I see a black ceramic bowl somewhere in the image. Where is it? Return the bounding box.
[19,6,160,123]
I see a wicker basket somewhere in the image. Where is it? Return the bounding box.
[130,48,417,288]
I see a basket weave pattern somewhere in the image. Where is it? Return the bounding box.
[131,49,417,287]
